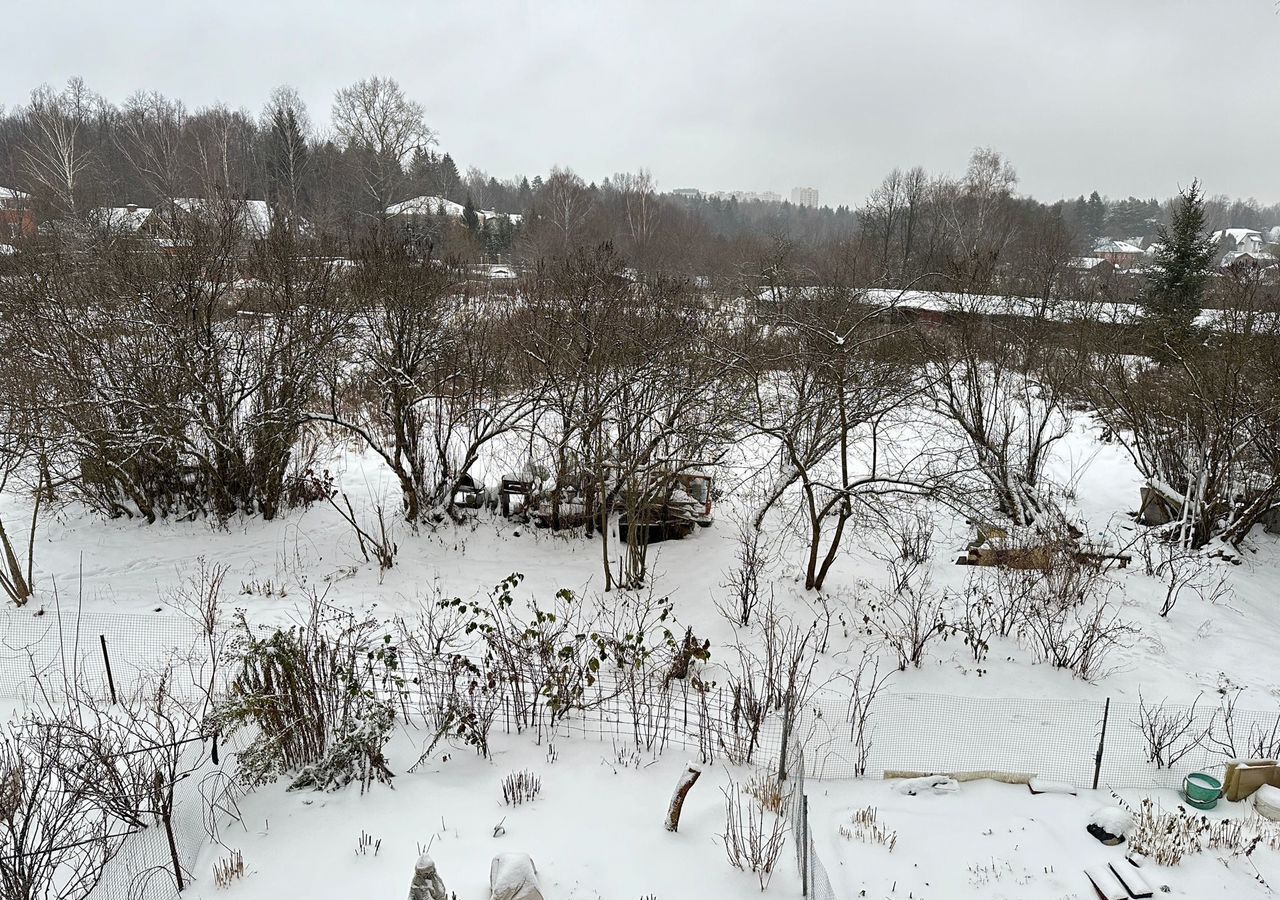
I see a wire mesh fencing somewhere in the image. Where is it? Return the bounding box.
[0,606,210,704]
[797,689,1280,792]
[6,605,1280,900]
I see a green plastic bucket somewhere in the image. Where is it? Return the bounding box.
[1183,772,1223,810]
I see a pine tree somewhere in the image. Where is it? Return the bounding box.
[1145,179,1216,362]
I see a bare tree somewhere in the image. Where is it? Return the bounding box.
[742,266,942,591]
[331,76,433,233]
[17,78,103,217]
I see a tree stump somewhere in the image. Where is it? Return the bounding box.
[664,763,703,832]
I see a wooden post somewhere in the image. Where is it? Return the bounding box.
[99,635,117,704]
[162,811,185,892]
[1093,697,1110,791]
[664,763,702,832]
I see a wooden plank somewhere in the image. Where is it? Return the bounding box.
[1109,862,1154,899]
[1085,866,1128,900]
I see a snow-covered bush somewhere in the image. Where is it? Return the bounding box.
[1133,691,1209,769]
[1016,550,1134,681]
[1117,795,1280,866]
[861,512,952,670]
[862,574,951,671]
[211,602,400,792]
[720,777,787,890]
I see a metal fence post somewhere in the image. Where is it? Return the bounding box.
[1093,697,1110,790]
[801,793,810,897]
[161,810,185,892]
[777,703,792,783]
[99,635,118,704]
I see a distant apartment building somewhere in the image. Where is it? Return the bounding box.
[791,187,819,207]
[671,188,703,200]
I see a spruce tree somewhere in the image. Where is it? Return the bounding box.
[1084,191,1107,244]
[462,194,480,234]
[1145,179,1216,362]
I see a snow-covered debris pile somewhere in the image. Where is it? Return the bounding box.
[895,775,960,796]
[490,852,543,900]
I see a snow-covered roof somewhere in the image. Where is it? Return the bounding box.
[1222,250,1277,268]
[387,195,468,219]
[1211,228,1263,247]
[169,198,274,236]
[1068,257,1107,270]
[92,206,153,233]
[0,186,30,203]
[761,286,1280,333]
[386,196,523,226]
[1092,239,1143,255]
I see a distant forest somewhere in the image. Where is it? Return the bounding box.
[1,76,1277,281]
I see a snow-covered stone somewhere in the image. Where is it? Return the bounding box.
[490,852,543,900]
[408,854,447,900]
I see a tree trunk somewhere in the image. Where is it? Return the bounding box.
[664,763,703,832]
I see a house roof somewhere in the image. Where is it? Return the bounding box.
[1068,256,1107,270]
[1093,239,1143,255]
[170,198,274,236]
[386,195,523,226]
[387,195,468,219]
[1211,228,1262,247]
[0,187,30,202]
[92,206,154,233]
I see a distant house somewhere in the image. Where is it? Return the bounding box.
[386,195,522,231]
[1211,229,1276,270]
[1092,239,1144,268]
[1067,256,1115,275]
[1221,250,1277,273]
[90,203,153,235]
[0,186,36,243]
[1211,228,1267,256]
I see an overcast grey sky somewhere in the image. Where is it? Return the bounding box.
[4,0,1278,207]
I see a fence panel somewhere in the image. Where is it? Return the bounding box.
[0,607,207,704]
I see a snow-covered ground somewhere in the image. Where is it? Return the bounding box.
[809,778,1280,899]
[5,413,1280,897]
[185,733,792,900]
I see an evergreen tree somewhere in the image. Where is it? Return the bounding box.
[1145,179,1216,362]
[462,194,480,234]
[1083,190,1107,244]
[264,100,309,229]
[438,153,461,201]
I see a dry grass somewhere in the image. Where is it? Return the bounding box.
[1119,796,1280,866]
[744,773,786,814]
[212,849,245,888]
[839,805,898,851]
[501,768,542,805]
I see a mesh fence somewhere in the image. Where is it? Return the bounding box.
[5,608,1280,900]
[798,690,1280,791]
[0,606,208,704]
